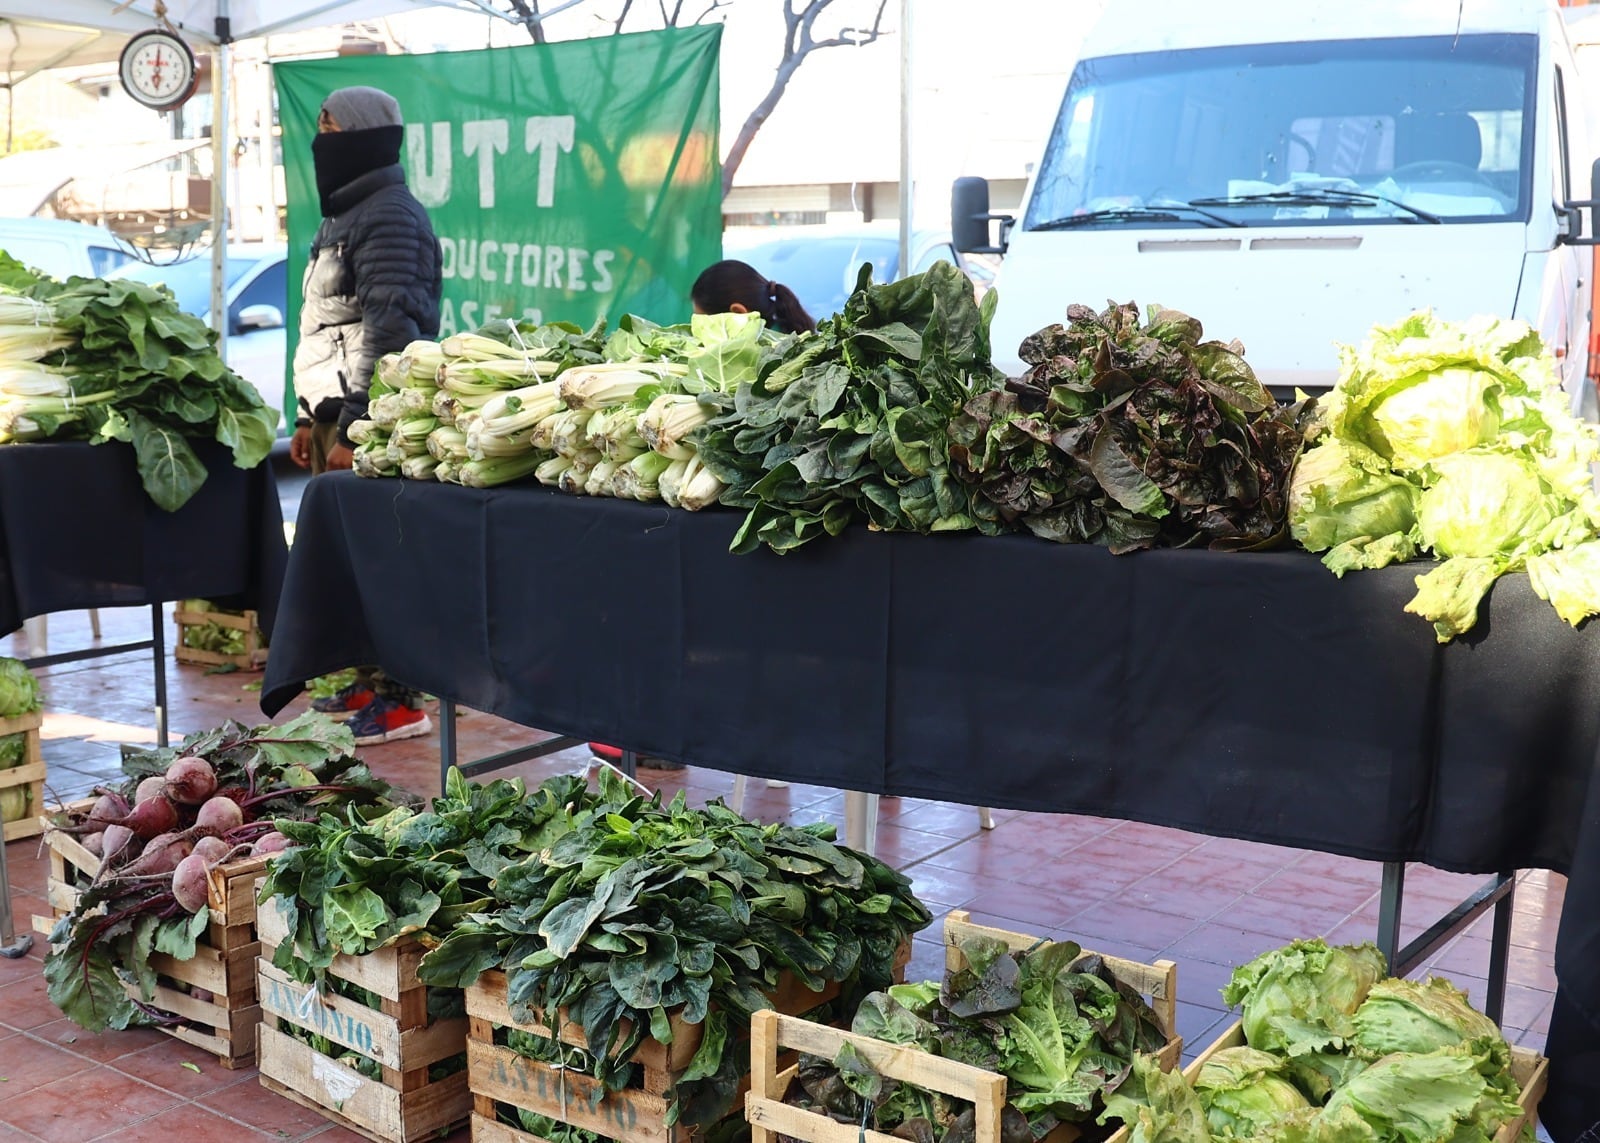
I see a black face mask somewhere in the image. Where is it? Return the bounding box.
[311,125,404,216]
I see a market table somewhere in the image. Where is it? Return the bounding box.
[261,471,1600,1140]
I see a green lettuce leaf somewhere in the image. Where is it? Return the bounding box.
[1221,939,1388,1056]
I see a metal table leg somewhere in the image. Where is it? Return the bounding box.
[439,699,458,793]
[1379,860,1515,1025]
[0,829,33,959]
[620,749,637,780]
[151,604,168,747]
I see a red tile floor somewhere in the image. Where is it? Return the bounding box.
[0,606,1564,1142]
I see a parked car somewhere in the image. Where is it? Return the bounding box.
[0,216,137,280]
[722,223,978,324]
[111,245,290,432]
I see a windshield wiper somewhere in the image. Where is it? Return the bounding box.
[1188,189,1441,224]
[1031,205,1242,231]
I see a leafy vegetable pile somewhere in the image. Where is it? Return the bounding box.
[177,599,266,658]
[352,311,784,503]
[1097,939,1529,1143]
[785,931,1168,1143]
[949,302,1313,553]
[1289,310,1600,640]
[43,713,409,1033]
[0,655,40,718]
[258,768,591,982]
[0,255,279,510]
[694,261,1003,553]
[419,767,931,1128]
[0,656,41,822]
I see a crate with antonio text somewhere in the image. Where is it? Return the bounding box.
[742,911,1183,1143]
[465,941,911,1143]
[1185,1020,1547,1143]
[173,605,268,671]
[29,797,265,1068]
[254,893,471,1143]
[0,709,44,842]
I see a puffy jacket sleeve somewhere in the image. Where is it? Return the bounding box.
[341,199,441,443]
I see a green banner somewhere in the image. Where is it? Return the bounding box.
[273,25,722,416]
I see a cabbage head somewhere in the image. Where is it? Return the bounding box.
[0,733,23,771]
[1415,451,1556,560]
[0,657,39,719]
[1351,977,1502,1058]
[1289,439,1419,571]
[1320,1044,1519,1143]
[1220,939,1388,1056]
[1194,1046,1309,1138]
[0,783,28,823]
[1353,367,1501,471]
[1527,540,1600,627]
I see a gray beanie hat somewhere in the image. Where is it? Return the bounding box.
[321,86,403,131]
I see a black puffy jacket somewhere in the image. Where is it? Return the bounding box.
[292,165,442,444]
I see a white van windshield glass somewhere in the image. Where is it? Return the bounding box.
[1026,33,1537,230]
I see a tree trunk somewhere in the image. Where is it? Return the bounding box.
[721,54,805,198]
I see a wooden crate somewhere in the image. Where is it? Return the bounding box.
[1185,1020,1548,1143]
[465,947,880,1143]
[943,910,1183,1071]
[255,894,471,1143]
[28,800,265,1068]
[0,710,44,843]
[174,607,268,671]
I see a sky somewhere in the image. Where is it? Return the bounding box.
[378,0,1105,220]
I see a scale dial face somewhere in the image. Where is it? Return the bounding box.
[119,30,198,112]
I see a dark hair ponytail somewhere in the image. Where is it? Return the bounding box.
[691,259,817,334]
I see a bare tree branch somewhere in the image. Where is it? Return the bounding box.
[505,0,546,42]
[692,0,730,24]
[611,0,637,32]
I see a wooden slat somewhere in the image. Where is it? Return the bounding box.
[0,710,42,735]
[257,896,412,1001]
[258,959,409,1069]
[465,970,691,1074]
[467,1039,671,1143]
[747,1095,916,1143]
[755,1011,1004,1103]
[470,1111,564,1143]
[208,857,268,927]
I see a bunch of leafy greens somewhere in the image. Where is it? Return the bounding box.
[45,713,408,1033]
[178,600,261,657]
[948,301,1314,553]
[0,733,23,769]
[0,254,279,511]
[420,768,931,1128]
[257,769,595,987]
[786,936,1168,1143]
[692,261,1004,553]
[1288,310,1600,640]
[1192,1047,1309,1138]
[0,656,40,717]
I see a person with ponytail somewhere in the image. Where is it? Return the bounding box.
[691,259,816,334]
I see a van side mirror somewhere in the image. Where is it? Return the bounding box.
[952,177,1013,255]
[1560,158,1600,246]
[235,304,284,333]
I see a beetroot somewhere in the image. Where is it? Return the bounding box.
[191,835,231,865]
[194,796,243,836]
[123,831,193,877]
[87,792,129,825]
[252,832,291,856]
[100,824,135,864]
[82,831,104,857]
[172,853,212,913]
[164,756,217,806]
[121,794,178,840]
[134,776,167,805]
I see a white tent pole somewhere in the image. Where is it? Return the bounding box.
[897,0,911,278]
[208,6,230,361]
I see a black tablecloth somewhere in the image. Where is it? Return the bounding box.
[0,441,288,636]
[261,473,1600,1138]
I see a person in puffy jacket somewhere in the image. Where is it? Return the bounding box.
[293,85,441,745]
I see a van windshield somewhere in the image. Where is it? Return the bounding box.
[1025,34,1537,230]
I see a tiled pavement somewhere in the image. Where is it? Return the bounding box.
[0,466,1565,1141]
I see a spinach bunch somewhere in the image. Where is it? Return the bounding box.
[421,768,931,1128]
[693,261,1005,553]
[948,301,1314,553]
[0,254,279,511]
[259,769,594,985]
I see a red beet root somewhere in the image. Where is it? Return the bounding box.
[194,796,243,836]
[172,853,212,913]
[121,795,178,840]
[164,756,218,806]
[88,793,129,825]
[134,776,167,805]
[251,831,291,856]
[123,831,193,877]
[82,831,104,857]
[100,824,135,864]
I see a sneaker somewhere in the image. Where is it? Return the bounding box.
[589,743,684,771]
[349,697,433,745]
[311,682,376,721]
[588,742,623,762]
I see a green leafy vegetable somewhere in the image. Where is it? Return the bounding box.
[1290,310,1600,639]
[1351,978,1501,1059]
[949,301,1315,552]
[1220,939,1387,1057]
[1193,1046,1310,1138]
[0,657,40,718]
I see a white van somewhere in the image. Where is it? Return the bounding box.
[0,217,136,281]
[953,0,1599,416]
